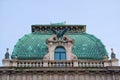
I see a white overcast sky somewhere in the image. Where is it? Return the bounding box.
[0,0,120,66]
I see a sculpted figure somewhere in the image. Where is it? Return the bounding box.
[51,28,68,39]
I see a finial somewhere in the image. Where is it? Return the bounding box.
[111,48,116,59]
[111,48,114,53]
[64,21,66,24]
[50,21,66,25]
[6,48,9,52]
[5,48,9,59]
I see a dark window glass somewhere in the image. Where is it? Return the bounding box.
[54,47,66,60]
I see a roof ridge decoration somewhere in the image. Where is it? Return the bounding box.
[51,28,69,39]
[31,24,86,34]
[50,21,66,25]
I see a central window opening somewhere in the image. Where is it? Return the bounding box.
[54,47,66,60]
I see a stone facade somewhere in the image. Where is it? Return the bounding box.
[0,67,120,80]
[1,58,120,80]
[44,35,77,60]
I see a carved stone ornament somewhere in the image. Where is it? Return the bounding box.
[44,35,77,60]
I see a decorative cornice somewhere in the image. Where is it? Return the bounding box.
[0,67,120,74]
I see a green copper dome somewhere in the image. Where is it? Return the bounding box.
[11,32,108,60]
[11,25,108,60]
[12,32,51,60]
[69,33,108,60]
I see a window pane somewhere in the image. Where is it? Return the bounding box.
[55,53,60,60]
[61,53,66,60]
[54,47,66,60]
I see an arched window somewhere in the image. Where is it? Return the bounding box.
[54,47,66,60]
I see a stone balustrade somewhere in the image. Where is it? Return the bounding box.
[2,59,119,67]
[2,60,105,67]
[48,60,74,67]
[17,61,43,67]
[78,61,104,67]
[16,60,74,67]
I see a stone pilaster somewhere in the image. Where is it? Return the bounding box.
[16,74,21,80]
[106,74,112,80]
[38,74,42,80]
[74,73,79,80]
[2,59,10,67]
[111,59,119,66]
[33,74,37,80]
[85,74,89,80]
[22,74,26,80]
[95,74,101,80]
[12,59,17,67]
[10,74,15,80]
[103,60,110,67]
[64,74,67,80]
[79,74,84,80]
[27,74,30,80]
[73,60,78,67]
[90,74,95,80]
[43,60,48,67]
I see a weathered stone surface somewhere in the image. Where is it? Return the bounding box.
[0,67,120,80]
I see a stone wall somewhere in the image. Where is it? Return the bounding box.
[0,67,120,80]
[0,72,120,80]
